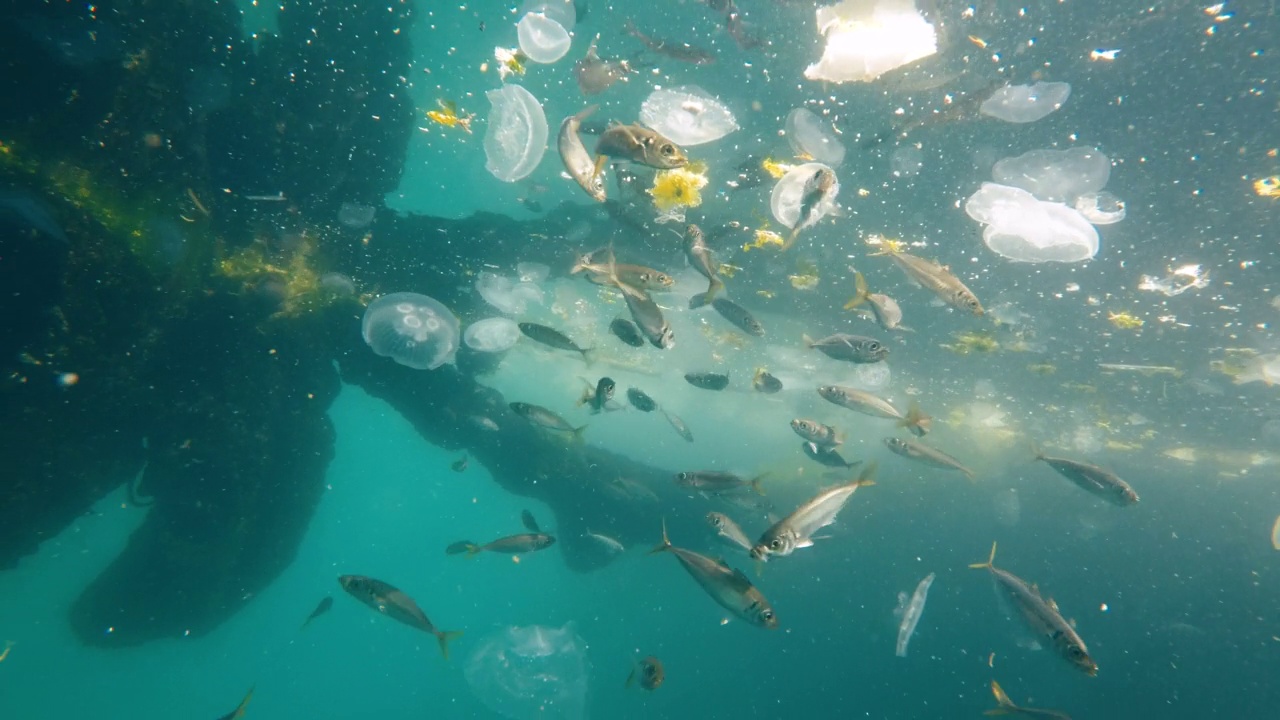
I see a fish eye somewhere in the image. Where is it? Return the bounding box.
[1069,647,1084,658]
[761,610,774,622]
[769,539,782,549]
[868,341,882,351]
[660,144,675,156]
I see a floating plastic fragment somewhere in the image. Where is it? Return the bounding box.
[1074,191,1126,224]
[464,317,522,353]
[979,82,1071,124]
[785,108,845,166]
[991,148,1110,203]
[639,86,738,146]
[965,183,1099,263]
[483,85,549,183]
[361,292,459,370]
[770,162,839,229]
[1138,264,1209,296]
[517,12,571,64]
[804,0,938,84]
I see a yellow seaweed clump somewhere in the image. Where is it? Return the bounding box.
[216,231,337,318]
[649,164,709,213]
[1107,311,1145,330]
[743,226,785,252]
[940,331,1000,355]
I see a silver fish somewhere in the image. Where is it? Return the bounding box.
[750,463,876,561]
[884,437,973,478]
[845,270,904,330]
[559,105,607,202]
[791,418,841,447]
[802,441,860,469]
[706,511,753,552]
[817,385,902,419]
[337,575,462,658]
[621,285,675,349]
[662,408,693,442]
[650,521,778,629]
[785,166,837,248]
[805,333,888,363]
[510,402,587,441]
[676,471,765,495]
[894,572,936,657]
[1034,449,1139,506]
[584,528,626,555]
[877,248,984,316]
[685,223,724,296]
[710,296,764,336]
[595,123,688,171]
[573,36,634,96]
[445,533,556,556]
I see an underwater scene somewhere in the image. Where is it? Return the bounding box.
[2,0,1279,717]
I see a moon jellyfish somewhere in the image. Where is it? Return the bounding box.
[965,183,1099,263]
[516,261,551,283]
[1074,191,1126,225]
[770,162,839,229]
[361,292,460,370]
[484,85,549,183]
[521,0,576,31]
[464,317,521,353]
[638,86,738,147]
[979,82,1071,124]
[318,272,356,297]
[337,202,376,229]
[476,272,545,315]
[991,148,1110,203]
[890,145,923,178]
[517,12,571,64]
[785,108,845,166]
[804,0,938,84]
[464,623,590,720]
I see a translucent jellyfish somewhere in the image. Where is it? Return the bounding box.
[517,12,571,64]
[804,0,938,84]
[979,82,1071,124]
[484,85,549,183]
[965,183,1100,263]
[890,145,923,178]
[1074,191,1126,225]
[318,272,356,297]
[638,86,738,147]
[464,317,521,353]
[770,162,839,229]
[338,202,376,229]
[361,292,460,370]
[464,623,590,720]
[521,0,576,31]
[785,108,845,166]
[476,272,545,315]
[516,261,551,283]
[991,148,1110,203]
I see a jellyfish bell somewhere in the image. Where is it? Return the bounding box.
[338,201,376,229]
[890,145,923,178]
[979,82,1071,124]
[516,261,551,283]
[521,0,576,31]
[484,85,549,183]
[361,292,460,370]
[463,317,522,353]
[476,272,544,315]
[639,86,738,147]
[804,0,938,84]
[965,183,1099,264]
[785,108,846,167]
[1074,191,1126,225]
[991,148,1110,203]
[517,12,571,64]
[464,623,590,720]
[770,162,839,229]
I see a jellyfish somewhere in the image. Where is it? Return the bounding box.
[991,148,1110,203]
[521,0,576,31]
[804,0,938,84]
[516,261,551,283]
[484,85,549,183]
[1074,191,1126,225]
[318,272,357,297]
[464,318,522,353]
[890,145,923,178]
[338,202,376,229]
[770,162,839,229]
[476,272,544,315]
[965,183,1099,263]
[464,623,590,720]
[638,86,738,147]
[785,108,845,166]
[978,82,1071,124]
[361,292,459,370]
[517,12,571,64]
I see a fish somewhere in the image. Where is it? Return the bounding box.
[300,596,333,630]
[337,575,462,659]
[817,385,901,419]
[0,640,12,663]
[685,223,724,298]
[784,167,837,249]
[619,284,674,349]
[1033,448,1139,506]
[753,368,782,394]
[661,409,694,442]
[607,475,660,503]
[584,528,626,555]
[710,296,764,336]
[213,686,254,720]
[609,318,646,347]
[573,36,635,96]
[985,679,1073,719]
[625,656,666,690]
[801,441,860,469]
[684,371,729,391]
[804,333,888,363]
[706,511,753,552]
[899,403,932,437]
[577,376,617,414]
[594,123,688,179]
[675,471,765,495]
[521,509,541,533]
[446,533,557,556]
[517,322,592,361]
[1097,362,1182,377]
[623,19,716,64]
[586,263,674,291]
[885,437,975,479]
[790,418,841,447]
[844,270,904,331]
[969,543,1097,676]
[875,247,984,316]
[509,402,587,441]
[650,520,778,629]
[751,464,876,561]
[894,572,936,657]
[424,98,474,134]
[626,386,658,412]
[559,105,608,202]
[451,454,469,472]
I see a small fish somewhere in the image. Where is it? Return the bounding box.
[451,454,469,472]
[626,656,666,690]
[510,402,588,441]
[577,376,617,414]
[894,572,936,658]
[214,686,254,720]
[1097,363,1181,377]
[650,520,778,629]
[574,36,635,96]
[899,402,932,437]
[587,263,674,291]
[560,105,607,202]
[684,371,729,391]
[676,471,765,495]
[986,679,1073,719]
[624,19,716,64]
[685,223,724,298]
[518,322,591,361]
[662,408,694,442]
[1033,448,1139,506]
[607,475,660,503]
[425,99,474,134]
[300,596,333,630]
[706,511,753,552]
[804,333,888,364]
[784,167,837,249]
[584,528,626,555]
[337,575,462,659]
[875,247,984,316]
[791,418,841,447]
[844,270,904,331]
[753,368,782,394]
[885,437,974,479]
[609,318,646,347]
[626,387,657,412]
[618,284,675,349]
[751,464,876,561]
[969,543,1097,676]
[817,385,901,419]
[521,509,541,533]
[594,123,688,179]
[710,296,764,336]
[0,640,12,663]
[802,441,860,469]
[446,533,556,556]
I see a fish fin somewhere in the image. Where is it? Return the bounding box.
[897,402,932,436]
[749,473,768,496]
[802,333,816,349]
[688,290,713,309]
[782,226,800,251]
[576,380,594,407]
[572,424,589,444]
[436,630,464,661]
[625,666,636,688]
[795,538,815,548]
[445,541,476,556]
[989,680,1016,708]
[856,461,878,487]
[649,518,672,555]
[969,541,997,570]
[1029,441,1046,462]
[844,270,870,311]
[963,467,977,481]
[580,347,594,366]
[591,154,609,182]
[1030,583,1041,597]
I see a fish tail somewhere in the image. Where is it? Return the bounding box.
[782,227,800,251]
[989,680,1016,709]
[802,333,816,349]
[688,290,713,309]
[749,473,768,496]
[843,270,870,311]
[649,518,672,555]
[1029,441,1045,462]
[576,104,600,123]
[706,277,725,299]
[898,402,931,436]
[436,630,464,661]
[571,424,589,444]
[624,666,637,688]
[969,541,997,570]
[855,461,877,487]
[445,541,478,556]
[580,347,594,366]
